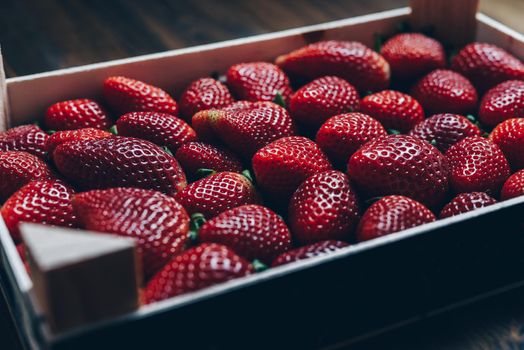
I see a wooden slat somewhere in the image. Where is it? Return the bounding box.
[0,47,9,131]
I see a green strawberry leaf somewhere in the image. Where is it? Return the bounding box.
[387,129,401,135]
[163,146,174,157]
[241,169,255,184]
[373,33,383,52]
[252,259,268,272]
[196,168,217,179]
[188,213,207,242]
[47,130,56,135]
[273,92,286,108]
[109,125,118,135]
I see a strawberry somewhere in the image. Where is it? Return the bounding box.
[226,62,293,103]
[408,113,482,153]
[252,136,333,200]
[380,33,446,81]
[44,99,112,131]
[1,180,76,242]
[356,195,435,242]
[144,243,252,303]
[411,69,478,115]
[191,109,221,144]
[478,80,524,128]
[439,192,497,219]
[74,187,189,279]
[445,136,510,194]
[348,135,449,208]
[288,76,360,127]
[53,136,187,195]
[179,77,234,120]
[0,125,48,158]
[198,204,292,263]
[115,112,197,152]
[359,90,424,133]
[276,40,390,92]
[315,112,387,167]
[451,42,524,93]
[288,170,360,244]
[501,169,524,200]
[489,118,524,170]
[271,240,350,267]
[103,76,178,116]
[174,172,259,219]
[45,128,112,156]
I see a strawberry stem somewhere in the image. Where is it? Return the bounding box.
[109,125,118,135]
[273,92,286,108]
[241,169,255,184]
[189,213,206,242]
[196,168,217,179]
[252,259,268,272]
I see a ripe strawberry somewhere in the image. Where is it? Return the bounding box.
[478,80,524,128]
[348,135,449,208]
[451,42,524,93]
[439,192,497,219]
[501,169,524,200]
[174,172,259,219]
[446,136,510,194]
[271,240,350,267]
[380,33,446,81]
[411,69,478,115]
[408,113,482,153]
[1,180,76,242]
[53,136,187,195]
[44,99,112,131]
[198,204,292,263]
[116,112,197,152]
[315,113,387,167]
[226,62,293,103]
[360,90,424,133]
[144,243,252,303]
[74,187,190,279]
[0,125,48,158]
[103,76,178,116]
[191,109,221,144]
[356,195,435,242]
[252,136,333,199]
[179,77,234,120]
[276,40,390,92]
[288,171,360,244]
[45,128,112,156]
[489,118,524,170]
[288,76,360,127]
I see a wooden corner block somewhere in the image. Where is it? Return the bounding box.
[20,223,141,333]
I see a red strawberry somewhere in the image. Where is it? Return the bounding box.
[315,112,387,166]
[103,76,178,116]
[179,77,234,120]
[116,112,197,152]
[501,169,524,200]
[439,192,497,219]
[45,128,112,156]
[489,118,524,170]
[252,136,333,199]
[360,90,424,133]
[74,187,189,279]
[271,240,350,267]
[198,204,292,263]
[451,42,524,93]
[191,109,221,144]
[226,62,292,103]
[356,195,435,242]
[53,136,187,195]
[348,135,449,208]
[44,99,112,131]
[445,136,510,194]
[1,180,76,242]
[408,113,482,153]
[276,40,390,92]
[380,33,446,81]
[0,125,48,158]
[478,80,524,128]
[288,171,360,244]
[411,69,478,115]
[288,76,360,127]
[144,243,252,303]
[174,172,259,219]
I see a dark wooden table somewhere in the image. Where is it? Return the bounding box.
[2,0,524,349]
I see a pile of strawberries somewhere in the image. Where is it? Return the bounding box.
[2,32,524,305]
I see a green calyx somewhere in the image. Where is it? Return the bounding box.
[373,32,383,53]
[188,213,206,242]
[163,146,174,157]
[273,92,286,108]
[47,130,57,135]
[109,125,118,135]
[241,169,255,184]
[387,129,401,135]
[196,168,217,179]
[365,196,384,206]
[252,259,268,272]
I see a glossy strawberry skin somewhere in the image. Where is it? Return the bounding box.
[54,136,187,195]
[289,76,360,127]
[144,243,253,303]
[490,118,524,170]
[44,99,112,131]
[179,78,234,120]
[45,128,112,156]
[479,80,524,128]
[445,136,510,194]
[408,113,482,153]
[360,90,424,133]
[271,240,350,267]
[348,135,449,208]
[103,76,178,116]
[276,40,390,92]
[356,195,435,242]
[74,187,190,279]
[199,204,292,263]
[439,192,497,219]
[0,125,49,158]
[501,169,524,200]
